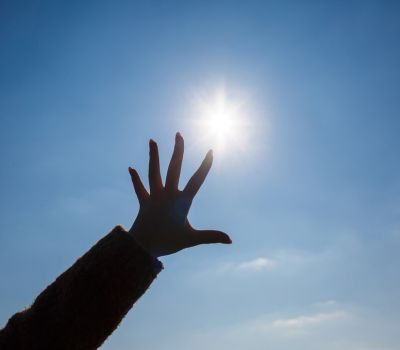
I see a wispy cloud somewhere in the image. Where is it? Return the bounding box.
[215,249,325,275]
[120,300,400,350]
[271,310,348,329]
[234,307,353,339]
[218,257,278,273]
[313,300,338,307]
[157,305,364,350]
[237,257,278,271]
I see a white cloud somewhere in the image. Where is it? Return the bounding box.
[152,306,360,350]
[215,249,323,275]
[313,300,338,307]
[104,301,400,350]
[231,308,354,340]
[237,257,278,271]
[271,310,348,329]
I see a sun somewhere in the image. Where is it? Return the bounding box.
[190,87,248,153]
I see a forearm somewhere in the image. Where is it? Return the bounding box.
[0,225,162,350]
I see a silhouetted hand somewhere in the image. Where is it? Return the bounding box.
[128,133,231,257]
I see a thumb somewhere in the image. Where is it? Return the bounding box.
[189,229,232,246]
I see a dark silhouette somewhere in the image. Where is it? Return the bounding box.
[0,133,231,350]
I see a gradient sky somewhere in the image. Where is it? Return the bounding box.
[1,1,400,349]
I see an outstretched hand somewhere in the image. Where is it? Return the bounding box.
[128,133,231,257]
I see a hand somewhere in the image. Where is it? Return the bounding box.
[128,133,231,257]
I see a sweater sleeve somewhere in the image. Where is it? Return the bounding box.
[0,225,163,350]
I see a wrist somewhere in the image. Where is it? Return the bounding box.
[128,227,155,257]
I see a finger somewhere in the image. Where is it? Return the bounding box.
[129,167,149,205]
[188,229,232,247]
[183,150,213,198]
[149,139,163,193]
[165,132,184,191]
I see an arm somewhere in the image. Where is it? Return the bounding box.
[0,226,162,350]
[0,133,231,350]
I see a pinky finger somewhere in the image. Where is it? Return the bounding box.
[129,167,149,205]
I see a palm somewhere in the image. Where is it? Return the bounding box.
[128,133,231,257]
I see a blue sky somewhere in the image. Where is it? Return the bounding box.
[1,1,400,349]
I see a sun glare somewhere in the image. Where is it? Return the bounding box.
[190,87,249,154]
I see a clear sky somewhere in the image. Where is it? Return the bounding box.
[1,1,400,349]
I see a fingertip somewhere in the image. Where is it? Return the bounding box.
[175,133,184,147]
[129,167,139,179]
[149,139,159,155]
[222,233,232,244]
[205,150,213,166]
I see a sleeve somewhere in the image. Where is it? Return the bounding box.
[0,225,163,350]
